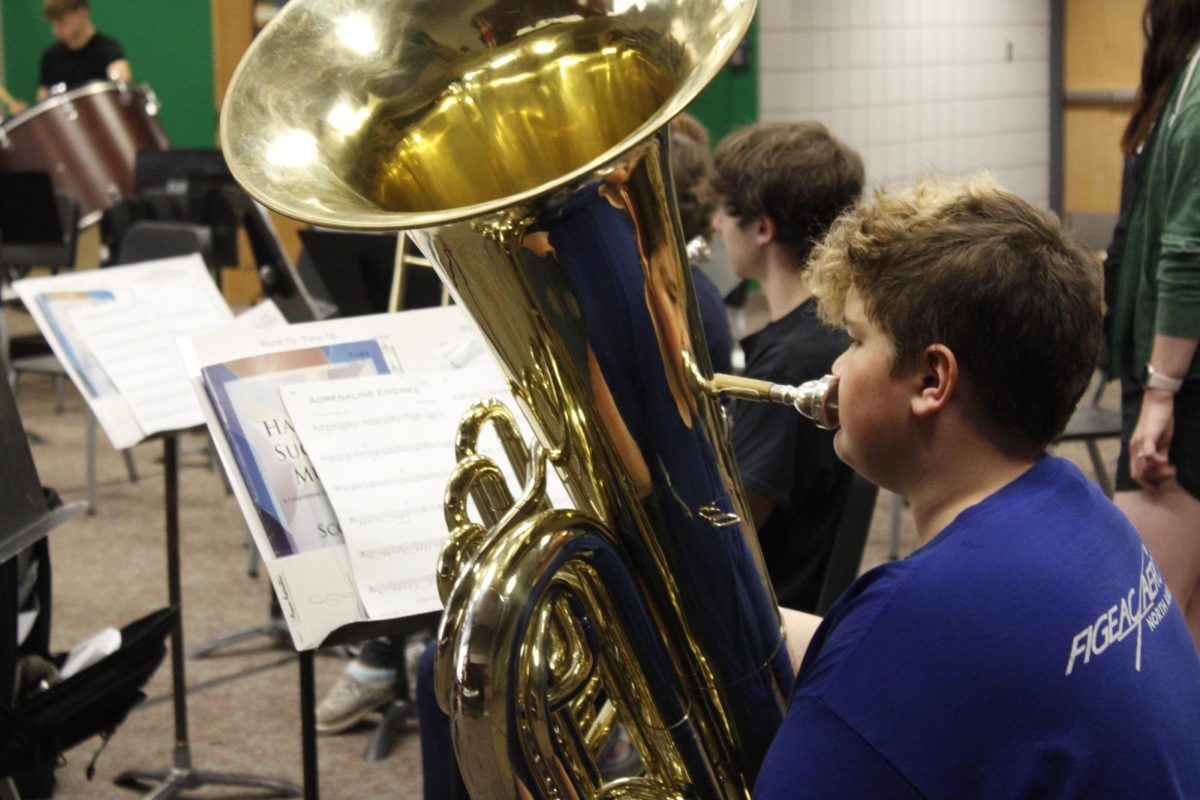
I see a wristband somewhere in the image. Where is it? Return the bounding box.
[1145,364,1184,394]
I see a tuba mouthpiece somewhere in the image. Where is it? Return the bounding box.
[778,374,840,431]
[682,351,839,430]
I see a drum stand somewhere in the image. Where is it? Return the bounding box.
[114,435,300,799]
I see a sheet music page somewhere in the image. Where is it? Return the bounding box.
[69,300,206,436]
[281,365,520,619]
[13,254,232,448]
[179,306,499,649]
[236,298,289,330]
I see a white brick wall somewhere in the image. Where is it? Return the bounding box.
[758,0,1052,206]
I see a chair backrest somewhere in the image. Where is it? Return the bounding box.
[0,172,79,275]
[815,471,880,615]
[116,220,214,272]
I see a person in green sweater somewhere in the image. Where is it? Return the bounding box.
[1109,0,1200,650]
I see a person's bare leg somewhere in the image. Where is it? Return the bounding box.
[1116,483,1200,651]
[780,608,823,676]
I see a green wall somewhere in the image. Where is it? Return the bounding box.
[1,4,753,152]
[2,1,215,147]
[687,16,758,148]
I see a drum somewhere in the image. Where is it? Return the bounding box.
[0,80,170,227]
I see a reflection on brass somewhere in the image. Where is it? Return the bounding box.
[220,1,784,799]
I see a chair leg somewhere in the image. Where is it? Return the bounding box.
[1086,440,1114,498]
[122,449,139,482]
[53,373,64,414]
[86,411,97,515]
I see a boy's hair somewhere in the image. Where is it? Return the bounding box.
[670,111,710,149]
[807,174,1102,453]
[709,121,864,264]
[43,0,87,20]
[670,133,716,243]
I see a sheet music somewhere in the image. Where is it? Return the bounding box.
[13,254,233,448]
[69,300,205,436]
[180,306,508,649]
[281,365,529,619]
[236,298,289,330]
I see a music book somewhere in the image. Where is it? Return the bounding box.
[180,305,525,650]
[200,340,391,559]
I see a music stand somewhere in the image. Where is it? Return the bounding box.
[113,433,301,800]
[186,204,333,660]
[244,204,333,323]
[299,229,445,316]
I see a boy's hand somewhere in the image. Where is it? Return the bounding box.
[1130,389,1177,488]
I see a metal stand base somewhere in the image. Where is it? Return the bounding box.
[115,743,300,799]
[363,698,415,762]
[114,436,301,799]
[188,616,290,659]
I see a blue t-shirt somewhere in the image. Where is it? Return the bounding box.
[755,456,1200,799]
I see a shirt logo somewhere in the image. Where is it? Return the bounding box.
[1064,546,1173,676]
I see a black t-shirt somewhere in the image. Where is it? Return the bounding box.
[731,298,853,612]
[39,32,125,91]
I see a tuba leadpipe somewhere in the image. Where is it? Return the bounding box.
[220,2,786,797]
[681,352,840,431]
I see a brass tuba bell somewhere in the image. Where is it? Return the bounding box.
[220,1,793,797]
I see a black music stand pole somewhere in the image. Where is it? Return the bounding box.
[300,650,319,800]
[115,434,301,799]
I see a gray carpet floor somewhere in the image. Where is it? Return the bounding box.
[5,303,1120,799]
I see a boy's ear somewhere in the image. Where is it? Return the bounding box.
[910,344,957,418]
[754,214,776,246]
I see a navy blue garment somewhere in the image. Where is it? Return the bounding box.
[691,266,734,375]
[755,456,1200,799]
[417,642,467,800]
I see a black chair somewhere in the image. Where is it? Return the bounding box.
[1,171,80,403]
[1056,372,1122,497]
[114,219,215,278]
[816,472,880,615]
[0,172,79,282]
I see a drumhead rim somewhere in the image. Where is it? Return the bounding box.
[2,80,155,131]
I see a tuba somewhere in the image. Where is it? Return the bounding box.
[220,1,819,796]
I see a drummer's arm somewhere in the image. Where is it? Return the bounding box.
[0,86,28,115]
[106,59,132,83]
